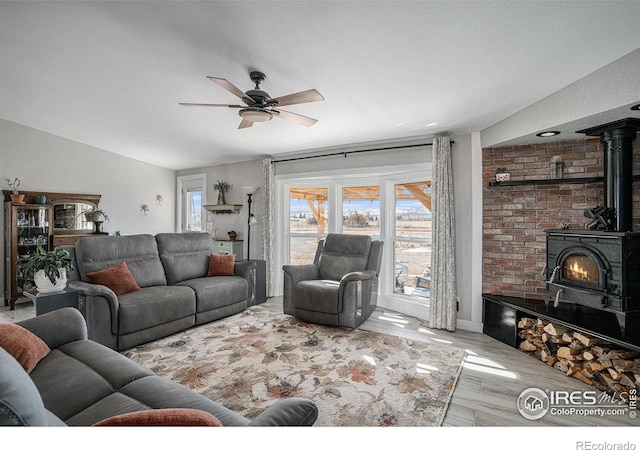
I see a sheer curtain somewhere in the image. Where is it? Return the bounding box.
[262,158,276,297]
[429,136,457,330]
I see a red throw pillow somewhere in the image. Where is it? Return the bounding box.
[208,254,236,276]
[86,261,141,295]
[0,323,51,373]
[92,409,223,427]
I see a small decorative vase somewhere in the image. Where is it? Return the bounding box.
[217,191,226,205]
[10,194,25,204]
[34,196,47,204]
[34,269,67,293]
[227,231,238,241]
[93,221,104,234]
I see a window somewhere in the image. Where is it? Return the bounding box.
[177,174,206,233]
[277,168,432,309]
[289,186,329,264]
[342,186,380,237]
[392,182,432,298]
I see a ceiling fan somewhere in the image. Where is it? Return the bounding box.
[180,71,324,129]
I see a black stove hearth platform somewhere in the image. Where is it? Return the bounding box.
[482,294,640,352]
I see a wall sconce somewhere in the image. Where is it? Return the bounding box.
[241,186,260,260]
[140,204,150,216]
[156,194,164,206]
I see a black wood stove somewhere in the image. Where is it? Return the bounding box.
[545,119,640,339]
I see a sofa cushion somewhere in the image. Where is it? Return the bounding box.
[29,340,154,423]
[156,232,215,285]
[92,408,223,426]
[177,277,248,312]
[0,323,50,373]
[317,234,371,281]
[208,253,236,276]
[86,261,141,295]
[117,286,196,335]
[75,234,167,287]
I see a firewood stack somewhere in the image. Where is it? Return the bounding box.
[517,317,640,398]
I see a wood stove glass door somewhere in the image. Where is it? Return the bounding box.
[562,254,599,286]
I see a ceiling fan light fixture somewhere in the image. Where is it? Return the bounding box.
[239,108,272,123]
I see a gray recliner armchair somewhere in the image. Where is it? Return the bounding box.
[282,233,383,328]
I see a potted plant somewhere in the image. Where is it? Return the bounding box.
[81,208,109,222]
[495,167,511,182]
[19,246,74,293]
[213,179,232,205]
[227,230,238,241]
[79,208,109,233]
[6,177,25,204]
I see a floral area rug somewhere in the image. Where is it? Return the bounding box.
[124,305,465,426]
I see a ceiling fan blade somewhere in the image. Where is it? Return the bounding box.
[179,103,243,108]
[267,89,324,107]
[238,119,254,129]
[207,77,255,104]
[273,108,318,127]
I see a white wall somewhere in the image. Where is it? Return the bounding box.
[178,159,264,261]
[0,117,176,301]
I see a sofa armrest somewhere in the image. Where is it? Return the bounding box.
[247,398,318,426]
[17,308,87,349]
[233,260,257,305]
[69,281,120,350]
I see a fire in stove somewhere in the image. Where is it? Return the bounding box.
[564,255,598,285]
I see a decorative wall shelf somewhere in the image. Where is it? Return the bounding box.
[488,176,603,187]
[488,174,640,188]
[203,204,242,214]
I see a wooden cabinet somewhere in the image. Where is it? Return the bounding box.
[3,190,105,310]
[4,202,53,307]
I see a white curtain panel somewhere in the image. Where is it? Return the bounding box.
[262,158,276,297]
[429,136,457,331]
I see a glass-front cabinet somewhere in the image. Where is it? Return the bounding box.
[4,203,53,303]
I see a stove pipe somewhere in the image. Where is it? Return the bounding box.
[578,118,640,232]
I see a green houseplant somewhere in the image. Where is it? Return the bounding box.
[81,208,109,222]
[19,246,74,293]
[6,177,25,203]
[213,179,232,205]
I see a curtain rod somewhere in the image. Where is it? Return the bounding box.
[272,141,453,164]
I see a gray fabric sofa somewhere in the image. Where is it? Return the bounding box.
[69,232,255,350]
[0,308,318,426]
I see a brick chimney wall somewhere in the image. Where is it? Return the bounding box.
[482,138,640,299]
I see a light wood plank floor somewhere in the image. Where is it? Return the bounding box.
[3,296,638,427]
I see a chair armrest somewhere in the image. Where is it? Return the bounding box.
[282,264,319,284]
[247,398,318,426]
[17,308,87,349]
[282,264,320,315]
[340,270,377,284]
[69,280,120,335]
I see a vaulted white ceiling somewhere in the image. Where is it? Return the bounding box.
[0,1,639,170]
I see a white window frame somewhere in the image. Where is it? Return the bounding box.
[274,164,431,319]
[176,173,207,233]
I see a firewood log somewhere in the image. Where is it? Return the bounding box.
[543,323,571,337]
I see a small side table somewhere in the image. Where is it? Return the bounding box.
[239,259,266,306]
[24,288,79,316]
